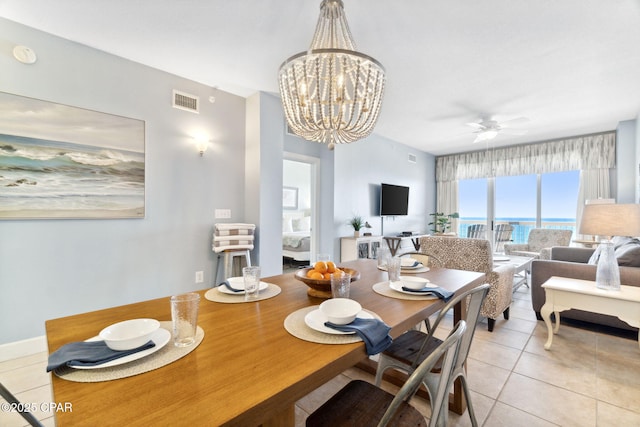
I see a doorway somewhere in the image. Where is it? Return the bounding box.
[282,153,320,272]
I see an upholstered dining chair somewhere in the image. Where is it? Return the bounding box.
[306,320,467,427]
[375,284,490,427]
[0,382,44,427]
[419,236,514,331]
[504,228,572,260]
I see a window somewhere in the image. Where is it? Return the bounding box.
[459,170,579,245]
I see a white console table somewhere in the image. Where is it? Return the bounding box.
[541,276,640,350]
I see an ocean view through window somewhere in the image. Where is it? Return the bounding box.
[458,170,579,245]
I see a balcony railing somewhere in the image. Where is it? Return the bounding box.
[457,218,576,245]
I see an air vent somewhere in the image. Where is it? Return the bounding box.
[408,153,417,163]
[172,90,199,113]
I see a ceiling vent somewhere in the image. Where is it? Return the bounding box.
[172,90,199,113]
[408,153,417,164]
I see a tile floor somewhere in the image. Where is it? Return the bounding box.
[2,286,640,426]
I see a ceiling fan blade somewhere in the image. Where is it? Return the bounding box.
[499,117,529,127]
[465,122,485,130]
[500,129,528,135]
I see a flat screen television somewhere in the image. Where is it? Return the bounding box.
[380,183,409,216]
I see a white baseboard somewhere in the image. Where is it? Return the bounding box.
[0,336,47,362]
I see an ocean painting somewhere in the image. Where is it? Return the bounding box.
[0,92,145,219]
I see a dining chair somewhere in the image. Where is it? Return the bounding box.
[306,320,467,427]
[374,283,490,427]
[0,382,44,427]
[418,236,514,331]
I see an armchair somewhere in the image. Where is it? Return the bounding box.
[419,236,515,331]
[504,228,572,260]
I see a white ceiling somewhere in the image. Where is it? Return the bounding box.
[2,0,640,155]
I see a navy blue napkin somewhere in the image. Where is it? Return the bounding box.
[219,280,243,293]
[325,318,392,355]
[47,340,156,372]
[401,286,454,302]
[402,261,421,268]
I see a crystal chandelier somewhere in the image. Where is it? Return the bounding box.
[278,0,386,149]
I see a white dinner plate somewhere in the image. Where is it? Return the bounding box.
[75,328,171,370]
[388,281,438,299]
[217,277,269,295]
[493,256,510,262]
[304,308,375,335]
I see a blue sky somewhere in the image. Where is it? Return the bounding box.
[459,170,580,219]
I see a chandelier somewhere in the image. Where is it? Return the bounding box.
[278,0,386,149]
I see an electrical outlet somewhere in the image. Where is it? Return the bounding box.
[195,271,204,284]
[215,209,231,219]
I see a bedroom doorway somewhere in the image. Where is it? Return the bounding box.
[283,154,319,272]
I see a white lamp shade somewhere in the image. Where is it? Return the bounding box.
[579,203,640,237]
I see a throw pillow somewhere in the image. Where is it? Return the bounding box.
[282,218,293,233]
[615,238,640,267]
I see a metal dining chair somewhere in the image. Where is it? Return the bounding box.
[374,284,491,427]
[306,320,467,427]
[0,382,44,427]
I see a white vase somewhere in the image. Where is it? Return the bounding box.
[354,230,360,237]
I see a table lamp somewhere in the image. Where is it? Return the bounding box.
[578,203,640,290]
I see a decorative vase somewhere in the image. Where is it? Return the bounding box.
[354,230,360,237]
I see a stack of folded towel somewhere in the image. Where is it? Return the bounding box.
[212,223,255,253]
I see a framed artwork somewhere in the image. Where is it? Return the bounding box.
[283,186,298,210]
[0,92,145,219]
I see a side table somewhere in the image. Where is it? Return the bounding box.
[541,276,640,350]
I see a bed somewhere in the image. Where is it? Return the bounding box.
[282,213,311,262]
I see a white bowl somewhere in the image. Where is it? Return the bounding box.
[400,276,430,290]
[99,318,160,351]
[319,298,362,325]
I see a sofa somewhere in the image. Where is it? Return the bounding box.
[530,238,640,331]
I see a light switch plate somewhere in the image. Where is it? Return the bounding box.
[215,209,231,219]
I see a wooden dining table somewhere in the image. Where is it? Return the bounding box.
[45,259,485,426]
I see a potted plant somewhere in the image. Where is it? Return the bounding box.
[428,212,459,234]
[349,215,364,237]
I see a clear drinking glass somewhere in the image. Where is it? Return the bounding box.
[330,272,351,298]
[387,257,401,282]
[170,292,200,347]
[243,266,261,301]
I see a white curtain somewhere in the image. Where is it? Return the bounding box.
[575,169,611,239]
[435,180,458,232]
[435,132,616,231]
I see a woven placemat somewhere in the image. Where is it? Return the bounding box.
[372,281,438,301]
[204,283,281,303]
[53,321,204,383]
[284,306,381,345]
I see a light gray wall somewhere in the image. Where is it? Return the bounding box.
[333,137,436,257]
[0,18,247,344]
[616,120,637,203]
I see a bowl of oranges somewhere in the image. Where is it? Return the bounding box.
[294,261,360,298]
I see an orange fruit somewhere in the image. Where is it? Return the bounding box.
[307,269,316,278]
[326,261,336,273]
[314,261,328,274]
[323,272,332,280]
[310,271,324,280]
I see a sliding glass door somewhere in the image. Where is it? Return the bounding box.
[459,170,579,247]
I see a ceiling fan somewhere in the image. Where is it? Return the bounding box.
[466,117,529,143]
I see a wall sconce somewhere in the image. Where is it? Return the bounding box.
[193,135,210,157]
